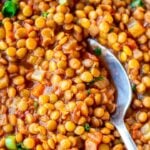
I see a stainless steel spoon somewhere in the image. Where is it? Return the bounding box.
[87,39,137,150]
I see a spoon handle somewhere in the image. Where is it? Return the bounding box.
[114,122,137,150]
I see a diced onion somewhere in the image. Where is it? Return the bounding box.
[31,70,45,82]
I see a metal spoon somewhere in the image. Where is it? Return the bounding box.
[87,39,137,150]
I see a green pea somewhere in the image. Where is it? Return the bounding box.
[2,0,19,17]
[5,135,17,150]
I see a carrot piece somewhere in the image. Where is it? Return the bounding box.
[85,139,97,150]
[126,38,137,49]
[31,84,45,97]
[88,132,103,144]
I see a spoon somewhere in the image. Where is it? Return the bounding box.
[87,39,137,150]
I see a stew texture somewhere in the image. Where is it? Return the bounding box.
[0,0,150,150]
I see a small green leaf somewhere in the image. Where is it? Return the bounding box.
[87,89,91,95]
[84,123,90,132]
[42,12,49,18]
[94,76,104,82]
[34,101,39,109]
[132,84,136,92]
[130,0,144,8]
[2,0,19,17]
[17,143,29,150]
[87,76,104,86]
[93,47,102,56]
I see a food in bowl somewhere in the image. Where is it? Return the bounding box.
[0,0,150,150]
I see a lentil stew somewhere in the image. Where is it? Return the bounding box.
[0,0,150,150]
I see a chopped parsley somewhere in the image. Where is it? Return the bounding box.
[130,0,144,8]
[132,84,136,92]
[94,76,104,82]
[87,89,91,95]
[17,143,29,150]
[2,0,19,17]
[42,12,49,18]
[87,76,104,86]
[93,47,102,56]
[84,123,90,132]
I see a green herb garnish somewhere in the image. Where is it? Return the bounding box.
[84,123,90,131]
[17,143,29,150]
[87,76,104,86]
[93,47,102,56]
[2,0,19,17]
[130,0,144,8]
[87,89,91,95]
[132,84,136,92]
[34,101,39,109]
[42,12,49,18]
[94,76,104,82]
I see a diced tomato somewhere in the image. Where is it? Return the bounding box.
[126,38,137,49]
[132,129,142,139]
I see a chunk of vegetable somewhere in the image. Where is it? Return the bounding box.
[0,75,9,89]
[31,70,46,82]
[5,135,17,150]
[130,0,144,8]
[128,19,145,38]
[31,84,45,97]
[42,12,49,18]
[2,0,19,17]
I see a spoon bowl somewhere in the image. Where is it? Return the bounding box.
[87,39,137,150]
